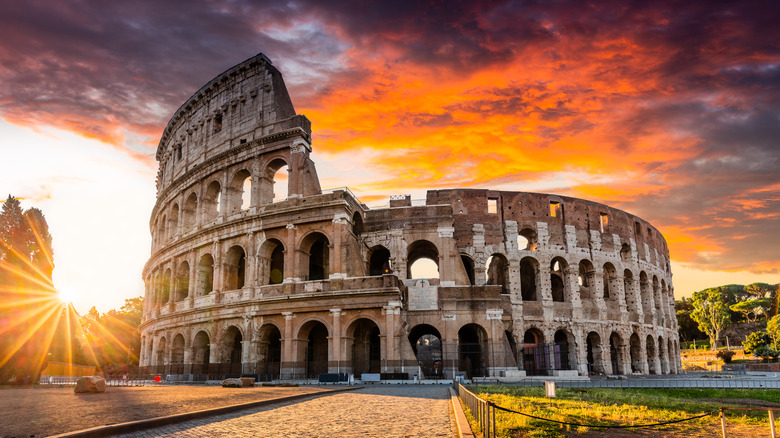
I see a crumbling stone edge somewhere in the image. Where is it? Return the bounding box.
[448,387,476,438]
[49,386,363,438]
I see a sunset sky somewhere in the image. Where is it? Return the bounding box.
[1,0,779,313]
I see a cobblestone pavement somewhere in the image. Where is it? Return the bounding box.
[119,385,456,437]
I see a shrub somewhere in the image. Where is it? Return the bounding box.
[752,345,780,361]
[743,331,772,356]
[716,350,736,363]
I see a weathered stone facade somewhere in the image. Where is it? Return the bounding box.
[139,53,681,380]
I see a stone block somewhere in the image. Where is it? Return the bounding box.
[74,376,106,393]
[240,377,255,387]
[221,378,243,388]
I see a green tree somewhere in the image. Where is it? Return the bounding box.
[691,288,731,350]
[730,298,772,323]
[768,315,780,349]
[743,331,772,356]
[675,298,705,342]
[79,297,144,374]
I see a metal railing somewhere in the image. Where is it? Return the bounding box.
[454,382,496,438]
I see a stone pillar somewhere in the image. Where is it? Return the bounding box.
[285,224,298,283]
[281,312,294,378]
[330,215,347,278]
[383,302,401,372]
[329,309,343,373]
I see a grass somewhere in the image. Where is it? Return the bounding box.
[463,385,774,438]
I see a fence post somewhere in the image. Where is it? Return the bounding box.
[770,409,776,438]
[720,408,728,438]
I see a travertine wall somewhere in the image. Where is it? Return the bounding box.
[140,53,681,380]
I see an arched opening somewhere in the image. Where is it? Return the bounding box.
[261,159,288,204]
[256,324,282,378]
[518,228,538,251]
[300,321,328,378]
[554,330,574,371]
[182,192,197,230]
[302,233,329,281]
[196,254,214,295]
[550,258,567,302]
[228,169,252,213]
[523,329,546,376]
[520,257,538,301]
[348,318,381,378]
[408,324,443,379]
[640,271,652,314]
[352,212,364,236]
[224,245,246,290]
[258,238,285,285]
[192,331,210,374]
[646,335,657,374]
[222,326,243,374]
[578,260,595,299]
[486,254,509,294]
[603,263,616,299]
[629,333,642,373]
[174,261,189,302]
[171,334,185,374]
[461,255,476,285]
[368,246,392,276]
[609,332,624,375]
[586,332,604,374]
[458,324,488,378]
[169,204,179,239]
[156,337,167,367]
[620,242,631,262]
[203,180,221,222]
[160,269,171,304]
[407,240,439,279]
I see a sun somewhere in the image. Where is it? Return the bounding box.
[57,287,78,305]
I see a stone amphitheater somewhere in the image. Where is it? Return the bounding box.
[139,53,681,381]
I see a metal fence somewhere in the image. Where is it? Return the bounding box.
[498,378,780,389]
[454,382,497,438]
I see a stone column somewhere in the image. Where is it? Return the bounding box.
[329,309,343,373]
[281,312,295,378]
[383,302,401,372]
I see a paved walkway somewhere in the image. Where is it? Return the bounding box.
[119,385,456,437]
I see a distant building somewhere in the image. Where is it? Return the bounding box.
[139,53,681,380]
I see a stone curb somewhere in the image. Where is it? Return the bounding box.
[448,387,475,438]
[49,386,363,438]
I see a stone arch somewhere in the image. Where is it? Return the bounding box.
[578,259,595,300]
[352,211,364,236]
[486,253,509,294]
[646,335,658,374]
[586,331,605,374]
[523,328,546,376]
[407,239,439,279]
[203,180,221,222]
[261,158,288,204]
[196,253,214,295]
[300,232,330,281]
[160,268,171,304]
[227,169,252,214]
[297,320,329,378]
[609,332,625,375]
[221,325,243,372]
[224,245,247,290]
[171,334,185,371]
[629,333,642,373]
[182,192,198,230]
[258,238,285,285]
[460,254,476,285]
[346,318,381,377]
[640,271,652,317]
[368,245,392,276]
[517,228,538,251]
[520,256,539,301]
[458,323,489,378]
[174,260,189,302]
[169,204,179,239]
[553,329,576,371]
[408,324,443,378]
[256,323,282,377]
[192,330,211,373]
[156,336,167,367]
[550,257,568,302]
[603,262,617,299]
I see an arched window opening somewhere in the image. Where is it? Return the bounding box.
[228,169,252,214]
[160,269,172,304]
[256,324,282,378]
[520,257,538,301]
[578,260,595,299]
[518,228,538,251]
[348,319,381,378]
[171,334,185,373]
[156,337,166,367]
[550,258,566,302]
[192,331,210,374]
[352,212,364,236]
[223,326,243,373]
[554,330,573,371]
[407,240,439,280]
[408,324,442,379]
[224,246,246,290]
[300,321,328,378]
[272,167,288,202]
[629,333,642,373]
[258,239,285,285]
[459,324,489,378]
[197,254,214,295]
[169,204,179,239]
[586,332,604,374]
[302,233,329,281]
[369,246,392,276]
[523,329,546,376]
[486,254,509,294]
[603,263,616,299]
[609,332,624,375]
[461,255,475,285]
[174,261,189,302]
[646,335,657,374]
[182,192,197,230]
[203,180,221,222]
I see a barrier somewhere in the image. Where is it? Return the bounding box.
[720,407,780,438]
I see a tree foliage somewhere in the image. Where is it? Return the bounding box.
[690,288,731,350]
[675,297,706,342]
[767,315,780,349]
[78,297,144,374]
[743,331,773,358]
[730,299,771,323]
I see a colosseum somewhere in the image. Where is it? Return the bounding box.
[139,53,681,382]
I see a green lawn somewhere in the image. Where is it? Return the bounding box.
[464,385,774,437]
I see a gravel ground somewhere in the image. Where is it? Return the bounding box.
[0,384,329,437]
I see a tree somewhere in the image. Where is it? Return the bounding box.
[743,331,772,356]
[78,297,144,374]
[730,298,772,323]
[691,288,731,350]
[675,298,705,342]
[768,315,780,349]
